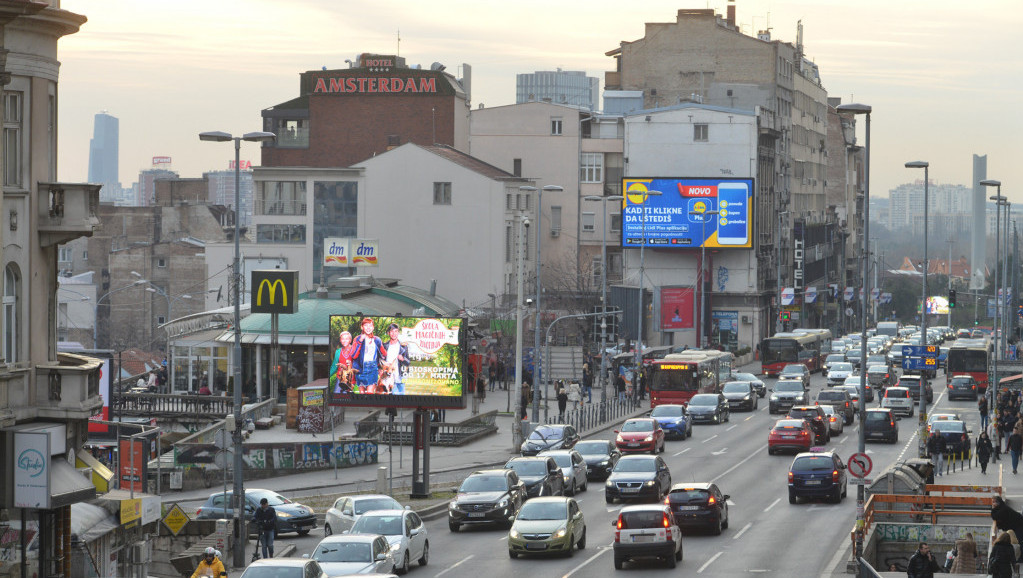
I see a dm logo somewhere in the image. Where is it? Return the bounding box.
[17,449,45,478]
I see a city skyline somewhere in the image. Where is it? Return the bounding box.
[58,0,1021,200]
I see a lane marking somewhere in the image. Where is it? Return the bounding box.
[733,522,753,540]
[498,535,508,541]
[711,447,729,456]
[698,551,723,573]
[840,436,848,444]
[710,443,768,483]
[673,447,691,457]
[763,497,780,512]
[702,434,718,444]
[745,415,755,421]
[727,425,738,431]
[561,546,610,578]
[434,554,474,577]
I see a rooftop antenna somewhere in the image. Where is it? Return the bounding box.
[397,27,401,57]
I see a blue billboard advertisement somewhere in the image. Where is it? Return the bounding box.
[621,178,755,249]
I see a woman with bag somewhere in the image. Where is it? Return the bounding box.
[978,432,995,474]
[948,532,976,574]
[989,531,1016,578]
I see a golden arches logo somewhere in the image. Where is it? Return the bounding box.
[256,278,288,307]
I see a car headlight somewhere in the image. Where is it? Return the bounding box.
[498,499,509,509]
[770,395,780,401]
[616,434,624,443]
[606,480,614,487]
[599,460,609,466]
[644,435,653,442]
[277,511,292,518]
[509,528,520,539]
[645,480,657,486]
[564,475,571,482]
[743,395,751,401]
[449,501,457,510]
[390,543,401,552]
[554,527,568,539]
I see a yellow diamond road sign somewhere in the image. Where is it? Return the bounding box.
[162,503,190,536]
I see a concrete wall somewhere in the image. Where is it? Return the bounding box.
[869,522,990,573]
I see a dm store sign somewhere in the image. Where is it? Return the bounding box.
[14,431,49,508]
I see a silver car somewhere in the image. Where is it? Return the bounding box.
[324,494,402,536]
[349,509,429,575]
[538,449,588,496]
[819,405,845,435]
[826,362,854,386]
[310,533,396,575]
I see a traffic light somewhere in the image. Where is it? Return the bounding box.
[948,289,957,308]
[780,311,791,321]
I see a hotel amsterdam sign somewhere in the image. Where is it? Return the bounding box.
[251,270,299,315]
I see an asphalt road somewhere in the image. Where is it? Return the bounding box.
[277,365,982,577]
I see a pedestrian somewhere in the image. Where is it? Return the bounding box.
[926,431,947,476]
[980,397,990,431]
[1010,428,1023,474]
[906,542,942,578]
[557,387,568,420]
[615,373,626,402]
[991,495,1023,539]
[638,368,647,400]
[948,531,977,574]
[582,363,593,403]
[488,362,497,392]
[520,382,531,420]
[988,532,1016,578]
[567,381,582,412]
[978,431,995,474]
[430,409,441,442]
[252,497,277,560]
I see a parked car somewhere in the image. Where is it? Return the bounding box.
[507,497,586,558]
[538,449,588,495]
[348,509,429,575]
[731,372,766,397]
[686,393,730,424]
[195,489,316,536]
[649,404,692,439]
[721,381,758,411]
[574,439,621,480]
[310,534,396,575]
[611,504,683,569]
[863,408,899,443]
[881,387,914,417]
[448,469,526,531]
[614,418,666,454]
[788,450,848,504]
[504,457,564,498]
[664,483,729,535]
[325,494,403,536]
[604,455,672,504]
[769,380,810,414]
[947,374,979,401]
[520,424,579,456]
[767,419,814,455]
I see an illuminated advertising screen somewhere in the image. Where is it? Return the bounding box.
[621,178,754,249]
[328,315,466,409]
[926,296,950,315]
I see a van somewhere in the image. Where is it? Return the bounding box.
[876,321,900,338]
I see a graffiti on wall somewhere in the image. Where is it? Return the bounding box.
[876,523,990,544]
[176,439,378,471]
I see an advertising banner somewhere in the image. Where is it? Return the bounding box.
[781,288,795,306]
[251,270,299,314]
[711,311,739,348]
[118,439,147,493]
[844,287,855,302]
[351,239,379,267]
[323,238,351,267]
[88,358,112,434]
[621,178,754,249]
[805,286,818,304]
[660,287,694,330]
[13,432,49,509]
[926,296,950,315]
[328,315,465,409]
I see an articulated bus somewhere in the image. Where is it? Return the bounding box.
[647,349,734,408]
[946,337,992,393]
[760,329,832,376]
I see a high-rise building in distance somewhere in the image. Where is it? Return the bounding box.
[88,112,120,201]
[516,69,599,110]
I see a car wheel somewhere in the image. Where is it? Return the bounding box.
[713,514,723,535]
[789,492,797,504]
[722,510,729,529]
[605,494,614,504]
[614,556,624,570]
[509,549,518,559]
[659,440,665,453]
[842,485,848,499]
[578,528,586,550]
[581,478,587,492]
[565,534,575,557]
[666,549,677,568]
[418,541,430,566]
[324,523,333,536]
[832,487,842,503]
[675,544,683,561]
[908,408,914,417]
[399,551,410,575]
[448,521,460,532]
[569,480,576,496]
[297,529,310,536]
[767,447,774,455]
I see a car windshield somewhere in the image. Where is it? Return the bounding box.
[613,458,656,473]
[887,389,909,398]
[791,456,835,471]
[867,366,886,374]
[621,420,654,432]
[313,542,372,563]
[775,382,803,392]
[516,501,568,521]
[668,489,711,503]
[544,454,572,467]
[529,426,563,441]
[866,412,890,422]
[353,497,401,515]
[722,382,750,393]
[507,460,547,476]
[826,355,845,363]
[248,490,290,507]
[831,363,853,372]
[782,365,804,374]
[574,441,608,455]
[951,377,972,385]
[238,569,302,578]
[459,475,508,493]
[820,406,836,416]
[689,395,718,406]
[650,406,684,418]
[350,514,403,536]
[774,420,805,429]
[932,421,965,433]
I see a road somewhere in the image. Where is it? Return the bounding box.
[280,365,982,577]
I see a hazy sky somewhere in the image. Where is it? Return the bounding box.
[57,0,1021,200]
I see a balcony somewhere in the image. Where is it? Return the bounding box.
[37,182,102,247]
[33,352,103,420]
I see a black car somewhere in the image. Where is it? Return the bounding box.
[448,469,526,531]
[721,381,758,411]
[686,393,730,424]
[665,482,730,535]
[504,456,564,498]
[863,408,899,444]
[604,455,672,503]
[769,380,810,414]
[788,450,848,504]
[519,424,579,456]
[575,439,621,480]
[195,489,316,536]
[947,374,979,401]
[786,406,830,444]
[897,375,933,403]
[931,420,972,458]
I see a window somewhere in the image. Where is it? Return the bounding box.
[551,119,563,135]
[157,258,167,268]
[256,224,307,244]
[83,250,88,260]
[694,124,708,142]
[258,181,307,215]
[276,118,309,147]
[591,256,602,285]
[550,206,562,234]
[513,159,522,177]
[580,153,603,183]
[610,213,622,233]
[505,225,512,263]
[58,246,72,262]
[4,264,19,363]
[4,92,22,187]
[157,315,166,325]
[582,212,595,232]
[433,182,452,205]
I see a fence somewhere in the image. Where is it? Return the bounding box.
[356,410,500,447]
[544,397,644,432]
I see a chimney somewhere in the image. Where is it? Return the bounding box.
[727,0,736,29]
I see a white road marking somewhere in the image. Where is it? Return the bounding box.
[702,434,718,443]
[498,535,508,541]
[673,447,691,457]
[711,447,729,456]
[745,415,756,421]
[733,522,753,540]
[698,551,723,573]
[840,436,848,444]
[434,555,474,577]
[561,546,610,578]
[710,444,768,483]
[727,424,738,431]
[763,497,781,512]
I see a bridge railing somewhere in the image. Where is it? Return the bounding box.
[115,392,233,416]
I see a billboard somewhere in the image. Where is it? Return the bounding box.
[251,270,299,314]
[621,178,754,249]
[925,296,950,315]
[328,315,466,409]
[323,238,380,268]
[660,287,694,330]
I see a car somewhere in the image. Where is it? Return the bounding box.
[948,374,979,401]
[897,374,933,403]
[310,533,396,575]
[507,496,586,558]
[768,380,810,414]
[930,420,972,458]
[604,455,672,504]
[819,405,845,435]
[834,384,861,407]
[348,509,429,575]
[779,364,810,387]
[830,343,849,354]
[823,354,846,375]
[574,439,621,480]
[538,450,588,495]
[881,386,914,416]
[938,347,950,368]
[665,482,729,535]
[195,489,316,536]
[505,457,565,498]
[788,450,848,504]
[786,406,830,444]
[826,362,854,386]
[239,558,331,578]
[815,389,854,425]
[614,418,666,454]
[448,469,526,531]
[721,381,758,411]
[866,355,891,373]
[971,329,984,338]
[887,347,904,365]
[866,364,894,390]
[325,494,403,536]
[686,393,731,424]
[863,408,899,443]
[611,504,683,569]
[768,418,815,455]
[845,349,863,369]
[732,372,766,397]
[520,424,579,456]
[925,412,962,436]
[842,375,874,403]
[649,404,693,439]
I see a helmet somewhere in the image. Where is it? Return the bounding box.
[204,547,216,557]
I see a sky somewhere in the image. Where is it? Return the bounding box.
[57,0,1022,201]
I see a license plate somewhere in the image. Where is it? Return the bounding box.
[805,480,821,485]
[525,542,547,550]
[782,435,796,439]
[467,512,485,518]
[628,443,639,447]
[632,534,655,543]
[621,487,640,493]
[677,505,700,511]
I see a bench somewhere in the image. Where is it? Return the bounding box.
[255,417,274,430]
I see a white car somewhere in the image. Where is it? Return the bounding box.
[239,558,331,578]
[881,387,914,416]
[826,362,854,386]
[819,405,845,435]
[349,509,429,574]
[612,504,683,570]
[325,494,403,536]
[538,449,588,496]
[310,533,396,575]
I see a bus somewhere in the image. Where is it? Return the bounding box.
[760,329,832,376]
[647,349,734,408]
[946,337,992,393]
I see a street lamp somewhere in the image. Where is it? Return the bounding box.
[584,194,624,408]
[633,189,662,387]
[689,209,720,347]
[906,161,930,451]
[512,213,529,449]
[836,101,870,567]
[519,184,563,423]
[776,210,789,333]
[93,279,147,348]
[982,180,1003,410]
[199,129,276,568]
[1003,200,1011,358]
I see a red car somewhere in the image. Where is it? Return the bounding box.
[614,418,666,454]
[767,419,814,455]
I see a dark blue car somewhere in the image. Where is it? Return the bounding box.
[788,450,847,504]
[649,404,692,439]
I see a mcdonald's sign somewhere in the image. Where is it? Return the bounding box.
[251,270,299,314]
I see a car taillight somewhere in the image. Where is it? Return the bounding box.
[707,496,716,505]
[890,421,896,427]
[788,471,794,483]
[663,514,671,528]
[196,508,202,516]
[845,402,850,408]
[832,469,840,482]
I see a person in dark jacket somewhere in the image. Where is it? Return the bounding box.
[978,431,995,474]
[926,431,947,476]
[989,531,1016,578]
[556,386,568,420]
[252,497,277,559]
[980,396,990,431]
[1009,428,1023,474]
[906,542,942,578]
[991,495,1023,539]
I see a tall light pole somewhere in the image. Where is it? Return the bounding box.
[634,190,662,385]
[93,280,147,348]
[982,180,1003,418]
[512,213,529,449]
[584,194,624,408]
[689,209,719,347]
[837,102,870,567]
[776,210,789,333]
[199,129,276,568]
[1003,200,1011,358]
[520,184,563,422]
[906,161,929,449]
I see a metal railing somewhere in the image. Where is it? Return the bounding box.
[356,410,500,447]
[115,392,232,418]
[544,397,644,433]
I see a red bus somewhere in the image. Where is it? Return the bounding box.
[647,350,734,408]
[760,329,832,376]
[946,337,992,393]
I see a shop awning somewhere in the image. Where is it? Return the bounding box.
[71,502,118,543]
[52,460,96,509]
[214,330,328,346]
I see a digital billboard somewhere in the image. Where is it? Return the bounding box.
[621,178,754,249]
[328,315,466,409]
[925,296,950,315]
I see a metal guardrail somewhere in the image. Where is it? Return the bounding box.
[356,410,499,447]
[544,397,644,432]
[115,392,233,418]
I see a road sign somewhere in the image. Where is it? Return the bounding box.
[849,478,873,485]
[162,503,190,536]
[902,357,938,370]
[902,345,937,357]
[847,453,873,478]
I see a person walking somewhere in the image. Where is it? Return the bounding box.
[556,387,568,420]
[980,396,990,431]
[252,497,278,560]
[926,431,947,477]
[1009,428,1023,474]
[615,373,626,402]
[567,381,582,413]
[988,531,1016,578]
[991,495,1023,539]
[978,431,995,474]
[906,542,942,578]
[948,531,977,574]
[582,363,593,403]
[1001,410,1017,453]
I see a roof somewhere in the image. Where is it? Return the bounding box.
[626,102,756,117]
[422,144,525,181]
[669,482,712,490]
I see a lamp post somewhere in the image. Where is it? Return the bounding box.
[776,210,789,333]
[1003,201,1011,358]
[634,189,662,387]
[93,280,147,348]
[982,180,1003,414]
[689,209,720,347]
[905,161,929,453]
[199,129,276,568]
[836,102,870,567]
[512,213,529,449]
[584,194,624,409]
